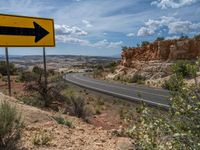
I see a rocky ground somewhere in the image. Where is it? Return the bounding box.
[0,93,134,150]
[105,59,200,88]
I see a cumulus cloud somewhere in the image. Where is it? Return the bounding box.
[55,24,88,36]
[151,0,197,9]
[137,16,200,36]
[126,33,135,37]
[137,27,155,36]
[55,24,122,48]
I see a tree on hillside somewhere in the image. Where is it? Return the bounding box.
[0,61,17,76]
[155,37,165,41]
[141,41,150,46]
[121,46,128,51]
[180,33,189,40]
[194,33,200,40]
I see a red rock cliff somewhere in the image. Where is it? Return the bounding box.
[121,38,200,67]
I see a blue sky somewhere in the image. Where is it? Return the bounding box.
[0,0,200,56]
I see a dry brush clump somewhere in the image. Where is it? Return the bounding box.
[66,96,91,121]
[0,101,23,150]
[21,66,67,107]
[32,129,51,146]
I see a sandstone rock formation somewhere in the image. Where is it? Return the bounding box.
[121,38,200,68]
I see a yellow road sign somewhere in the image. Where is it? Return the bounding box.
[0,14,55,47]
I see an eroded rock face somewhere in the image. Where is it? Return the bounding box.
[121,38,200,67]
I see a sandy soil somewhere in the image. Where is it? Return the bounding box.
[0,93,134,150]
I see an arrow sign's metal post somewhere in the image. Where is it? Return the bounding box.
[43,47,47,101]
[5,47,11,96]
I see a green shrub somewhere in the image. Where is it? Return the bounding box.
[95,106,101,115]
[0,101,23,150]
[20,96,45,107]
[194,33,200,40]
[131,74,146,84]
[67,96,90,120]
[32,130,51,146]
[155,37,165,41]
[0,61,17,76]
[172,60,196,78]
[179,34,189,40]
[52,116,73,128]
[162,75,185,91]
[18,71,37,82]
[141,41,150,46]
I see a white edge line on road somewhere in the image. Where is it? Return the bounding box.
[73,74,169,98]
[64,75,170,108]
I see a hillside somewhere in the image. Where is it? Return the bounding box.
[0,93,132,150]
[105,36,200,87]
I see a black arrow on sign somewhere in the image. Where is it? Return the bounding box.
[0,22,49,43]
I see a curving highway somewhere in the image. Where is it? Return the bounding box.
[64,73,170,108]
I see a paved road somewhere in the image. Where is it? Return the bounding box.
[64,73,170,108]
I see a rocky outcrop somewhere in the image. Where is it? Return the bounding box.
[121,38,200,68]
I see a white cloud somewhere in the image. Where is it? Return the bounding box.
[108,41,123,48]
[56,35,90,45]
[137,27,155,36]
[92,39,123,48]
[55,24,123,48]
[126,33,135,37]
[56,35,122,48]
[55,24,88,36]
[165,35,179,40]
[82,20,93,28]
[138,16,200,36]
[151,0,197,9]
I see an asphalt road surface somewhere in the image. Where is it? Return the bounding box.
[64,73,170,108]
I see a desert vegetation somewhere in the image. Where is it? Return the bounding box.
[113,59,200,149]
[0,100,23,150]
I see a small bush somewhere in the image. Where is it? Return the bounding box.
[141,41,150,46]
[131,74,146,84]
[179,33,189,40]
[32,130,51,146]
[20,96,45,107]
[155,37,165,41]
[0,101,23,150]
[96,98,105,106]
[52,116,73,128]
[67,96,90,120]
[0,61,17,76]
[95,106,101,115]
[162,75,185,91]
[172,60,196,78]
[194,33,200,40]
